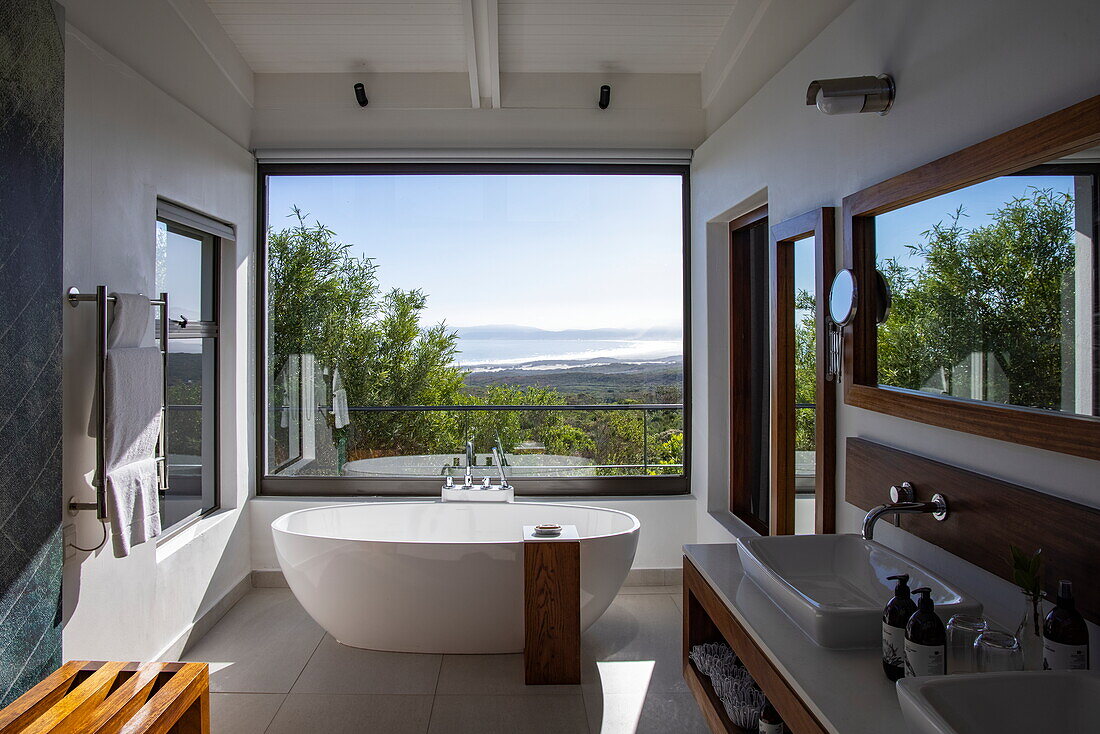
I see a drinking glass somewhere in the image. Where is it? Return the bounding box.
[946,614,987,673]
[974,630,1023,673]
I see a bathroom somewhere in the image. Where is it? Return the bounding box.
[1,1,1098,732]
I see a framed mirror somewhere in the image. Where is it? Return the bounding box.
[842,94,1100,460]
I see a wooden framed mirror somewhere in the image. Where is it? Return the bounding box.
[842,95,1100,459]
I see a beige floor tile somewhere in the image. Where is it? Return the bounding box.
[267,693,432,734]
[182,589,325,693]
[292,635,441,695]
[436,654,579,696]
[581,594,686,695]
[670,593,684,613]
[210,693,285,734]
[427,694,589,734]
[616,586,683,596]
[584,690,709,733]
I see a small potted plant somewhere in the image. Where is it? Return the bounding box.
[1010,545,1044,670]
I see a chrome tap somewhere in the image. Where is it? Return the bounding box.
[862,482,948,540]
[491,447,511,490]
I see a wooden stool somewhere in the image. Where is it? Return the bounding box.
[523,526,581,685]
[0,661,209,734]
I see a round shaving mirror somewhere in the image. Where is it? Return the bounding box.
[828,269,857,325]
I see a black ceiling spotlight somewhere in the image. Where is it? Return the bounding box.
[598,84,611,110]
[353,82,369,108]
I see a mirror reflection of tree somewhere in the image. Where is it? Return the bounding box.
[875,189,1077,411]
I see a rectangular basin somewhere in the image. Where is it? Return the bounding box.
[897,671,1100,734]
[736,534,981,648]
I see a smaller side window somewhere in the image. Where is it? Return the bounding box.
[156,209,221,528]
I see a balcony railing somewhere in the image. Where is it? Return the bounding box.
[268,402,685,478]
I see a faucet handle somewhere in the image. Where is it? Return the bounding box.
[890,482,914,503]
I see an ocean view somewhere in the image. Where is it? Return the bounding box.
[453,338,682,368]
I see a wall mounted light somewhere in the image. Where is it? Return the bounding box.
[598,84,611,110]
[353,82,369,108]
[806,74,894,115]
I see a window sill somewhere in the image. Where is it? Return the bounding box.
[156,507,233,563]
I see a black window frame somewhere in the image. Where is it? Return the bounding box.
[256,162,691,497]
[157,200,224,527]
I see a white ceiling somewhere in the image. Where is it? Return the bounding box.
[205,1,469,73]
[206,0,735,75]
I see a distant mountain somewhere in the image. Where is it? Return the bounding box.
[454,324,682,341]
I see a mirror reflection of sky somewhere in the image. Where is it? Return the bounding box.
[875,175,1076,265]
[266,174,684,332]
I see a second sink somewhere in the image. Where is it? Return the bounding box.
[737,533,981,648]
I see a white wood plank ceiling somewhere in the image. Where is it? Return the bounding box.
[206,0,736,75]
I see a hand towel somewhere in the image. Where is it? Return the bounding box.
[103,291,163,556]
[332,367,350,429]
[107,292,153,348]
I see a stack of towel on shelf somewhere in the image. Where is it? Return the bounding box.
[103,293,163,557]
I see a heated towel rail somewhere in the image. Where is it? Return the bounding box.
[66,286,170,522]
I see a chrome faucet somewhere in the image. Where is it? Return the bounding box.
[862,482,948,540]
[491,447,511,491]
[464,440,475,487]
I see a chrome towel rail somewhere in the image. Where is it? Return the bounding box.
[66,286,170,522]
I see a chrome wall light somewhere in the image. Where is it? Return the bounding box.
[806,74,894,115]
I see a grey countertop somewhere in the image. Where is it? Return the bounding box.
[684,543,908,734]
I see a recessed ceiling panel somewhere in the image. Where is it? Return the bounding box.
[206,1,468,73]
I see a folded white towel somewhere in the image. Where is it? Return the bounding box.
[332,368,350,429]
[104,339,163,557]
[108,292,153,348]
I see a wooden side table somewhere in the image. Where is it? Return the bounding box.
[0,661,209,734]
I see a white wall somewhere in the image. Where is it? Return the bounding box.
[61,24,256,661]
[690,0,1100,624]
[250,495,697,572]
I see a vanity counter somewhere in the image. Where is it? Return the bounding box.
[684,543,908,734]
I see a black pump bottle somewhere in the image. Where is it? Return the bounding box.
[904,587,945,677]
[882,574,916,681]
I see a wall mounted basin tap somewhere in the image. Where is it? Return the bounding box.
[862,482,948,540]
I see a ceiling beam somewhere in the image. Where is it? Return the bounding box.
[462,0,500,108]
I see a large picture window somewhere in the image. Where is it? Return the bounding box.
[259,165,689,496]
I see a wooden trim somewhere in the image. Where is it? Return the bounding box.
[729,212,769,534]
[684,558,828,734]
[524,541,581,685]
[841,93,1100,460]
[768,225,796,535]
[727,204,768,234]
[770,208,838,534]
[845,437,1100,625]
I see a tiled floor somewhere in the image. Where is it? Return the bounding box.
[184,586,709,733]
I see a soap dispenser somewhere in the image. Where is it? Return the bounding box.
[904,587,945,677]
[1043,580,1090,670]
[882,574,917,681]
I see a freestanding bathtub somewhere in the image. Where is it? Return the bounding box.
[271,501,640,653]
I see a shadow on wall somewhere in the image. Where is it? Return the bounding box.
[0,0,66,707]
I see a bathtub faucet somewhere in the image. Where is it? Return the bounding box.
[491,447,511,491]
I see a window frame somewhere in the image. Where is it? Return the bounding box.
[156,201,224,528]
[255,162,691,497]
[841,94,1100,461]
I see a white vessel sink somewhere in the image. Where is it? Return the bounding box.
[897,671,1100,734]
[736,534,981,648]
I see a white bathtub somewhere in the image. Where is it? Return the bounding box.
[271,501,640,653]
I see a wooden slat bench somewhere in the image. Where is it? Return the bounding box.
[0,661,209,734]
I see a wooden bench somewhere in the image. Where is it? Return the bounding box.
[0,661,209,734]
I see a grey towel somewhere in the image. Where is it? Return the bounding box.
[103,291,163,556]
[105,346,163,556]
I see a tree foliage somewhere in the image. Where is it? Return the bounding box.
[876,188,1075,410]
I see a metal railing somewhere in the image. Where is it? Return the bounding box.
[270,402,685,476]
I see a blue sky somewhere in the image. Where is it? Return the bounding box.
[875,174,1076,265]
[267,174,684,332]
